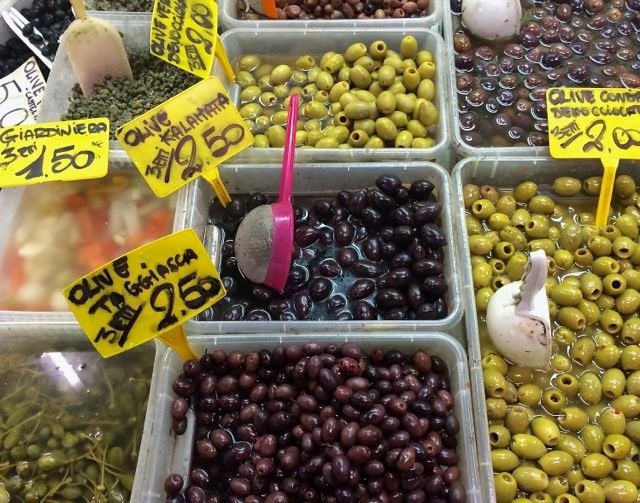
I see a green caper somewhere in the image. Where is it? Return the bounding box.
[553,177,582,196]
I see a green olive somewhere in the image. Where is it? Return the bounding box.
[347,129,369,148]
[599,368,625,401]
[492,450,519,472]
[558,406,588,432]
[601,434,632,460]
[567,466,585,488]
[579,371,602,405]
[414,99,438,127]
[374,117,397,142]
[539,450,574,476]
[551,283,582,306]
[529,195,555,215]
[400,35,418,59]
[581,453,614,478]
[579,273,603,300]
[593,256,620,276]
[475,287,493,311]
[500,226,528,251]
[267,124,286,147]
[615,175,637,197]
[559,307,587,332]
[553,177,582,196]
[582,424,605,454]
[626,420,640,443]
[554,373,579,397]
[574,248,595,268]
[546,478,569,499]
[270,64,293,86]
[463,184,481,209]
[555,326,576,345]
[600,309,623,334]
[518,384,542,406]
[529,416,559,446]
[484,368,509,398]
[596,293,615,310]
[576,299,599,326]
[239,54,261,71]
[525,214,550,238]
[486,397,508,419]
[494,472,518,503]
[570,337,596,366]
[626,370,640,395]
[514,181,538,203]
[512,208,532,228]
[621,317,640,345]
[583,176,602,196]
[489,425,511,448]
[615,214,639,238]
[388,111,408,128]
[615,288,640,314]
[604,480,638,503]
[505,405,533,434]
[402,67,421,91]
[488,258,506,276]
[612,394,640,418]
[513,466,549,492]
[482,353,509,374]
[559,223,584,252]
[574,480,606,503]
[493,241,515,261]
[506,252,528,280]
[598,407,626,435]
[416,78,435,100]
[512,433,548,459]
[542,389,566,414]
[612,459,640,486]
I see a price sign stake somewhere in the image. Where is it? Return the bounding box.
[116,77,253,202]
[63,228,226,359]
[0,117,109,188]
[546,87,640,228]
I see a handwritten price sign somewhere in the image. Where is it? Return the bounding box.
[150,0,218,78]
[547,87,640,228]
[64,228,226,358]
[0,118,109,187]
[115,77,253,201]
[547,88,640,158]
[0,57,46,127]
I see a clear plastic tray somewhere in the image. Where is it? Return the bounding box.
[442,13,549,159]
[218,0,441,32]
[37,12,152,153]
[0,151,181,326]
[0,324,159,503]
[132,332,481,503]
[179,161,463,336]
[213,27,452,167]
[452,156,640,503]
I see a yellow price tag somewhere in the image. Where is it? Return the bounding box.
[150,0,218,79]
[115,77,253,200]
[63,228,226,358]
[0,118,109,187]
[546,87,640,227]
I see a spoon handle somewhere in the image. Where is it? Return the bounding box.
[277,93,299,204]
[515,249,547,317]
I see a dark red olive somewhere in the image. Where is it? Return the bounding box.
[371,189,397,211]
[392,226,413,247]
[375,289,406,308]
[294,291,313,318]
[413,201,442,224]
[406,283,424,310]
[409,180,435,200]
[361,207,384,228]
[348,190,367,216]
[419,224,447,248]
[416,302,437,320]
[353,300,376,320]
[376,174,402,195]
[337,247,358,268]
[328,294,347,312]
[170,397,189,419]
[337,190,352,208]
[421,276,448,296]
[349,279,375,300]
[363,237,383,262]
[319,259,342,277]
[335,221,355,246]
[382,242,398,259]
[353,261,385,278]
[391,252,413,269]
[387,268,412,288]
[392,206,414,226]
[412,259,443,278]
[309,277,333,302]
[295,225,320,247]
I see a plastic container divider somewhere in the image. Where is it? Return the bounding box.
[218,0,442,32]
[452,156,640,503]
[442,12,550,159]
[132,332,481,503]
[180,161,464,336]
[213,27,452,167]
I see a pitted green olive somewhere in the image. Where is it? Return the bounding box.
[539,451,574,476]
[513,466,549,492]
[495,472,518,503]
[581,453,614,479]
[492,449,520,472]
[553,177,582,196]
[574,480,605,503]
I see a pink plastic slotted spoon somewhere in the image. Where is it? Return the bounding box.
[234,93,299,292]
